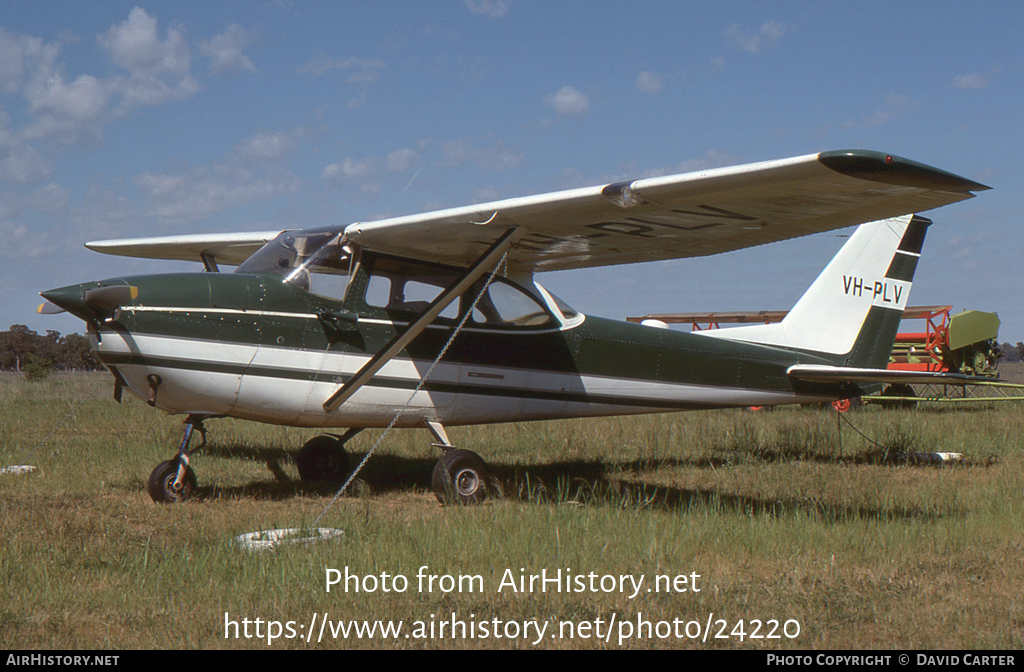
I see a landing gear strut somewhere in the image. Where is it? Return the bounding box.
[148,414,207,503]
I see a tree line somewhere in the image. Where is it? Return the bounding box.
[0,324,102,372]
[997,342,1024,363]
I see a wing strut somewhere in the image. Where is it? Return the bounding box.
[322,226,522,412]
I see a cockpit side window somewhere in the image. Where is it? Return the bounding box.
[350,254,557,328]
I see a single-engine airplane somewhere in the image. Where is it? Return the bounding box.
[39,150,990,504]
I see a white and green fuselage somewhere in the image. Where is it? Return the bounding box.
[42,215,927,429]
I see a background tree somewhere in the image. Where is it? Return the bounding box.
[0,325,102,372]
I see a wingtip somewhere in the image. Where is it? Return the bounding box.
[818,150,990,193]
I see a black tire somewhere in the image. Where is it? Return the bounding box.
[148,459,197,503]
[294,435,350,482]
[431,449,495,505]
[880,383,918,409]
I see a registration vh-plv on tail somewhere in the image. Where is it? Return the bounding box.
[39,150,990,504]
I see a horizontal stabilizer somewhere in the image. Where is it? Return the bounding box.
[787,364,990,385]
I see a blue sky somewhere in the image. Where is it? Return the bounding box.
[2,2,1021,340]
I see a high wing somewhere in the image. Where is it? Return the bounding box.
[86,230,283,267]
[342,150,988,271]
[85,150,987,271]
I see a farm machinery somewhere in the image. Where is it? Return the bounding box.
[628,306,1022,408]
[888,305,1000,377]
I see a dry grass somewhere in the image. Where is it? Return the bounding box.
[1,371,1023,649]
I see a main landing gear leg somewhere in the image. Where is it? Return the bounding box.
[427,421,500,505]
[147,414,207,504]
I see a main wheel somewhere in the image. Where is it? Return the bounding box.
[295,435,350,482]
[432,449,495,505]
[880,383,918,409]
[148,459,197,503]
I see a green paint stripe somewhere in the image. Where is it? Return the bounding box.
[99,352,737,410]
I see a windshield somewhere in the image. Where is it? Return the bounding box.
[236,229,349,291]
[546,289,579,319]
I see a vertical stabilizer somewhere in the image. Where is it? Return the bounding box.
[701,214,930,366]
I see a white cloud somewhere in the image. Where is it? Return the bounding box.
[636,71,664,94]
[98,8,189,76]
[951,72,992,90]
[347,91,367,110]
[0,191,18,221]
[233,131,300,162]
[386,148,418,172]
[726,20,789,54]
[130,131,302,224]
[544,86,590,118]
[438,137,522,171]
[134,169,299,223]
[298,54,386,83]
[840,94,917,130]
[24,73,107,124]
[199,24,258,77]
[27,182,70,216]
[0,220,53,259]
[0,28,107,147]
[0,28,50,94]
[0,10,207,180]
[464,0,512,18]
[323,157,376,189]
[673,150,741,174]
[97,7,200,111]
[0,111,53,183]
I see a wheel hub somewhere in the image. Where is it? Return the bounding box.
[453,468,480,497]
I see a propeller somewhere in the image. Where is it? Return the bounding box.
[37,301,66,315]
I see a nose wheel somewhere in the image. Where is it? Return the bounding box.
[148,459,197,503]
[148,415,207,504]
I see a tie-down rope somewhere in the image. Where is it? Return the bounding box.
[311,249,510,527]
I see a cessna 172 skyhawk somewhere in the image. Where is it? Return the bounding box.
[39,150,989,504]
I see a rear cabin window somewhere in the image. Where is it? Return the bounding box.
[470,280,551,327]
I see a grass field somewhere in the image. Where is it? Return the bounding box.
[1,370,1023,650]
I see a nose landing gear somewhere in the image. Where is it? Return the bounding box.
[148,414,208,503]
[147,458,197,503]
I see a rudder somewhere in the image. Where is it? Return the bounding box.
[701,214,930,366]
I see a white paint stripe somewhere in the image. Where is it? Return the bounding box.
[127,306,319,320]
